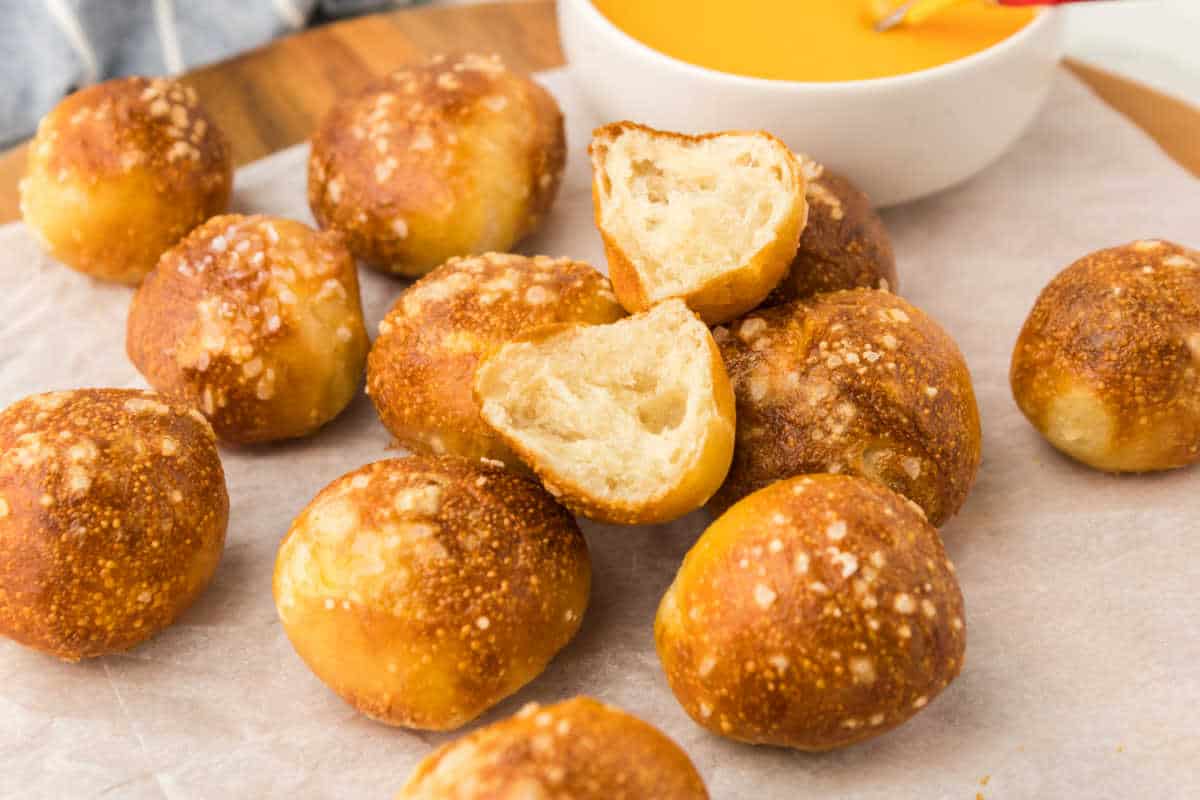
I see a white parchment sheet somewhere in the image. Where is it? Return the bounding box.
[1,69,1198,799]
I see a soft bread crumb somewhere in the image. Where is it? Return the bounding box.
[475,299,734,523]
[366,253,623,467]
[591,122,805,324]
[594,128,794,296]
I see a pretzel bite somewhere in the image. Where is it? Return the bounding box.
[1011,240,1200,471]
[657,475,966,751]
[19,76,231,284]
[273,456,590,730]
[127,214,369,444]
[712,289,981,526]
[367,253,624,466]
[0,389,227,661]
[590,121,806,325]
[766,157,897,304]
[308,53,565,276]
[396,697,709,799]
[475,299,736,525]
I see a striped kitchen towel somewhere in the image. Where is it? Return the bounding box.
[0,0,430,147]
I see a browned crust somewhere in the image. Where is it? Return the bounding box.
[308,53,565,276]
[127,213,369,444]
[1010,240,1200,471]
[711,289,981,526]
[367,252,624,466]
[20,76,231,284]
[0,389,228,661]
[589,120,805,325]
[657,475,965,751]
[397,696,709,799]
[273,455,590,730]
[474,303,736,525]
[764,158,897,305]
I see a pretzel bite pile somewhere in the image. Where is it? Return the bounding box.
[40,45,1200,797]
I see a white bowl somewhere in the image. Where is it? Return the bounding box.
[558,0,1065,207]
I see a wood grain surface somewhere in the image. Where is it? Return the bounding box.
[0,0,1195,223]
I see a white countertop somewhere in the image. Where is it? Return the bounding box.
[1062,0,1200,105]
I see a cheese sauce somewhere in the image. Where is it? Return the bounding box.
[590,0,1036,83]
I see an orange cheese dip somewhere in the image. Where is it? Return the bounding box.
[590,0,1036,82]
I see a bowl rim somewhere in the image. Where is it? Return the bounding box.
[563,0,1060,92]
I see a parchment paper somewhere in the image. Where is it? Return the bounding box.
[1,69,1198,800]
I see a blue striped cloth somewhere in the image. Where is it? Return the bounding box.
[0,0,429,147]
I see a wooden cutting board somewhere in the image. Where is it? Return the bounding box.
[0,0,1196,223]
